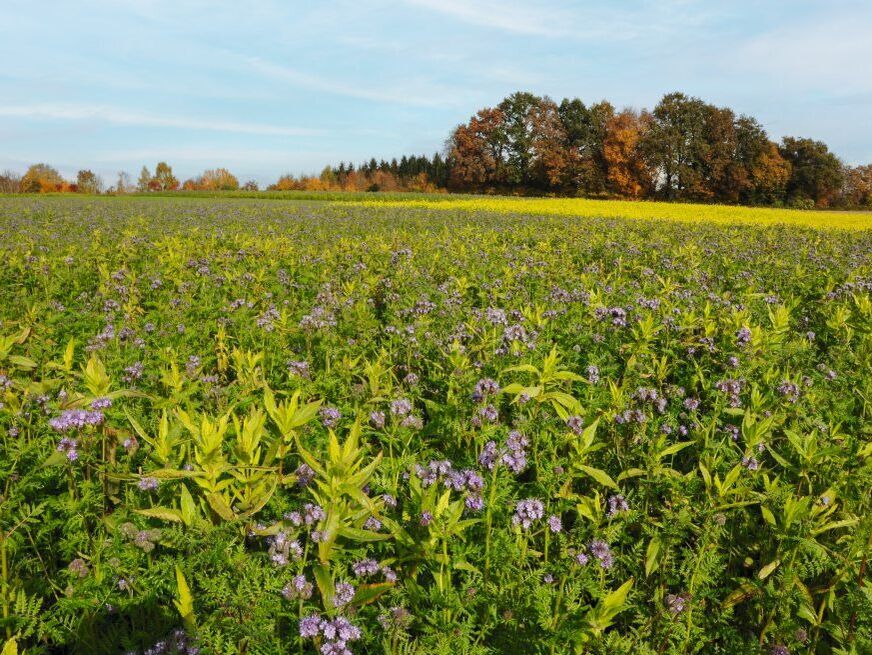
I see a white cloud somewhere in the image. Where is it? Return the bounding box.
[402,0,571,36]
[0,104,321,137]
[399,0,718,41]
[241,56,462,108]
[734,11,872,90]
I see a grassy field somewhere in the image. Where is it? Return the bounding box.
[1,195,871,654]
[7,191,871,230]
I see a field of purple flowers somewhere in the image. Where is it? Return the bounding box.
[1,196,871,655]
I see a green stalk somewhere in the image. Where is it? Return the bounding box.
[483,466,499,585]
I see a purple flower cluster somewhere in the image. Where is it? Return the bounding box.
[138,477,159,491]
[472,378,500,402]
[57,437,79,461]
[333,581,356,608]
[369,410,386,429]
[595,306,628,328]
[320,406,342,427]
[390,398,412,416]
[587,365,600,384]
[512,498,545,530]
[130,629,199,655]
[282,574,313,600]
[415,460,484,511]
[588,539,614,569]
[122,361,144,383]
[615,409,647,424]
[295,463,316,487]
[287,360,311,378]
[666,593,687,615]
[607,494,629,517]
[90,396,112,410]
[299,615,361,655]
[777,380,800,403]
[471,404,499,427]
[715,378,745,408]
[736,326,752,346]
[49,409,105,432]
[268,531,303,566]
[479,430,528,474]
[351,558,394,581]
[566,415,584,435]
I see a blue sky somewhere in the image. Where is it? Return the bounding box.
[2,0,871,185]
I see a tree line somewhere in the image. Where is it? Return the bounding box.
[2,91,871,208]
[442,91,871,208]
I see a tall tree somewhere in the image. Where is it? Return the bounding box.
[529,98,575,191]
[642,92,710,200]
[21,164,64,193]
[153,162,179,191]
[842,165,872,208]
[137,166,153,192]
[496,92,541,186]
[76,170,103,194]
[779,137,844,207]
[115,171,132,194]
[197,168,240,191]
[447,107,506,190]
[603,109,653,199]
[747,142,791,205]
[557,98,613,194]
[0,170,21,193]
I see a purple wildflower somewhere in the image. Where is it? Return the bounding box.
[512,499,545,530]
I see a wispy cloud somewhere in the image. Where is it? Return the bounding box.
[0,104,321,137]
[399,0,714,40]
[735,11,872,90]
[241,56,461,108]
[401,0,574,37]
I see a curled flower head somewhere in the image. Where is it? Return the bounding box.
[607,494,629,517]
[49,409,105,433]
[138,477,159,491]
[666,593,687,615]
[512,499,544,530]
[333,582,355,608]
[589,539,614,569]
[283,574,313,600]
[319,406,342,427]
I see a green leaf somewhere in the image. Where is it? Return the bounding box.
[758,559,781,580]
[180,485,197,527]
[617,468,645,481]
[135,507,184,523]
[352,582,394,606]
[205,493,236,521]
[579,464,619,490]
[174,566,195,631]
[760,506,777,527]
[721,582,758,608]
[645,537,661,576]
[8,355,37,370]
[2,637,18,655]
[313,564,334,606]
[453,560,481,575]
[338,526,392,542]
[658,441,694,459]
[812,518,859,535]
[797,603,819,625]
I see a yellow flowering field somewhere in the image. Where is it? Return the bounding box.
[345,195,872,230]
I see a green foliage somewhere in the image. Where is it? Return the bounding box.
[0,195,871,654]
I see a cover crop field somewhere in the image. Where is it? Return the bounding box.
[1,195,871,654]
